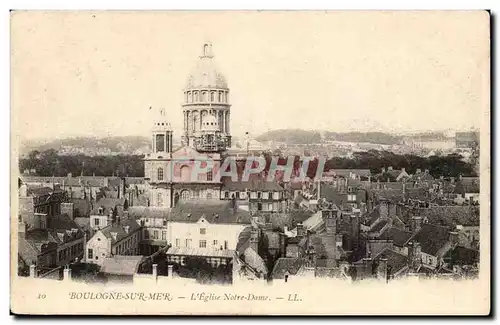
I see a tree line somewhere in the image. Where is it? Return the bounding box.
[19,148,477,179]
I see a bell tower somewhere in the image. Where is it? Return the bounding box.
[151,108,173,154]
[144,108,173,208]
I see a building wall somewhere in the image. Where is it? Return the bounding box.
[421,252,438,269]
[56,237,85,266]
[89,214,111,230]
[86,231,112,265]
[167,218,247,251]
[111,230,141,256]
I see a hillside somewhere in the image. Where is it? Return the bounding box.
[256,129,403,145]
[19,136,150,156]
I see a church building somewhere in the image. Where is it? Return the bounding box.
[144,42,232,208]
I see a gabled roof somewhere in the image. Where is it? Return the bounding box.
[370,219,389,233]
[100,255,144,276]
[243,247,268,275]
[375,248,408,276]
[379,227,412,247]
[419,206,479,227]
[90,198,126,215]
[272,257,305,279]
[450,246,479,266]
[407,224,450,256]
[99,219,141,244]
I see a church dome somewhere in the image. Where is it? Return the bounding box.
[201,114,219,131]
[185,43,228,90]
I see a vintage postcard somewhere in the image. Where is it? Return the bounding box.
[10,11,490,315]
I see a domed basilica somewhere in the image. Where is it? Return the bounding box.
[144,42,233,208]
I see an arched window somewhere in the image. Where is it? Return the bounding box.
[218,91,222,102]
[180,190,190,200]
[202,91,207,102]
[211,92,215,102]
[188,92,192,103]
[157,167,164,181]
[157,192,164,206]
[194,91,199,102]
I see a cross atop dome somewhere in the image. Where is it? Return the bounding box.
[200,42,214,59]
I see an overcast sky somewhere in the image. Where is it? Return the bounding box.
[11,11,489,141]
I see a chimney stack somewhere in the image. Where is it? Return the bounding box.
[296,223,305,238]
[63,265,72,281]
[250,228,259,252]
[449,231,459,247]
[29,264,37,278]
[152,263,158,279]
[168,264,173,278]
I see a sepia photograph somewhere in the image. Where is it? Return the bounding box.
[9,10,490,315]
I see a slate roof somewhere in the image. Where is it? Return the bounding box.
[235,226,252,254]
[222,179,284,191]
[364,208,380,226]
[100,219,141,244]
[375,248,408,275]
[272,257,305,279]
[324,169,371,178]
[371,219,389,233]
[379,227,412,247]
[70,198,92,217]
[450,246,479,266]
[127,206,171,219]
[290,209,315,224]
[100,255,144,276]
[168,200,251,224]
[408,224,450,256]
[243,247,268,275]
[419,206,479,227]
[90,198,126,215]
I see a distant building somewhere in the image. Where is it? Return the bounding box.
[456,131,479,149]
[85,218,142,266]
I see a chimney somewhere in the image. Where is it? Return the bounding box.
[29,264,37,278]
[60,202,74,220]
[152,263,158,279]
[168,264,173,278]
[323,210,336,235]
[388,166,393,171]
[296,223,305,238]
[250,228,259,252]
[376,258,388,281]
[449,231,459,247]
[63,265,72,281]
[416,168,422,174]
[411,216,423,232]
[408,241,422,272]
[124,225,130,234]
[18,222,28,239]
